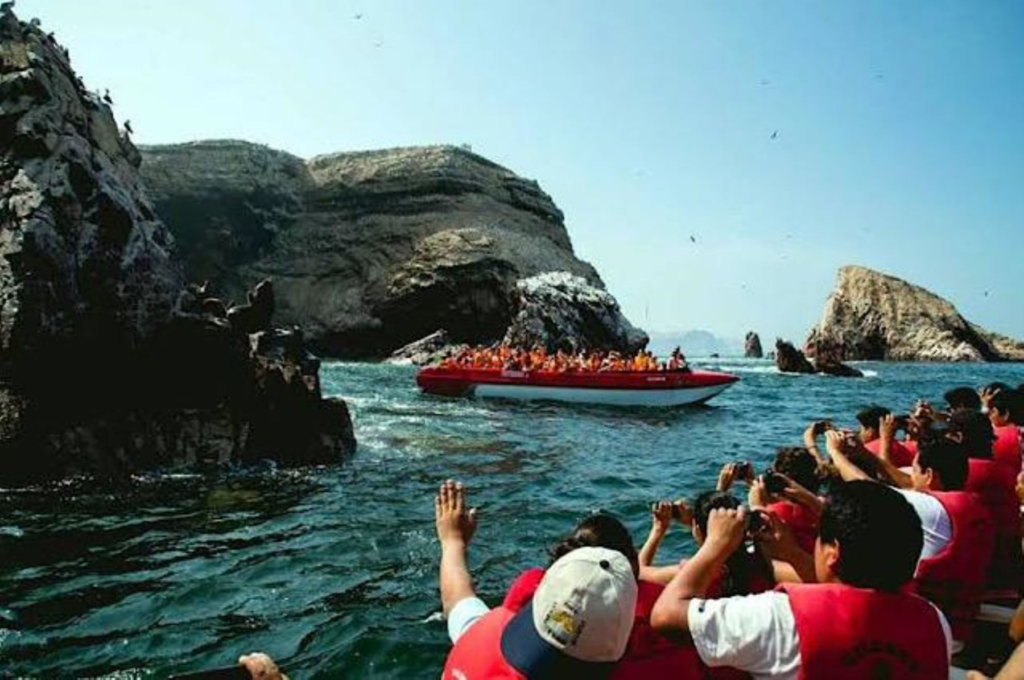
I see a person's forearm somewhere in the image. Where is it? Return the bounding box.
[440,541,476,617]
[639,529,666,567]
[650,540,730,639]
[639,564,680,586]
[803,431,825,464]
[828,445,870,482]
[875,455,912,489]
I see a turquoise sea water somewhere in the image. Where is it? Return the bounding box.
[2,359,1023,678]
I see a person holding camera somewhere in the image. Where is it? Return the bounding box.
[639,483,775,601]
[824,427,995,646]
[747,448,824,555]
[650,481,952,679]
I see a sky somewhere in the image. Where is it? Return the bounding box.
[23,0,1024,343]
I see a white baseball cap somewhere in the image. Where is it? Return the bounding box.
[500,546,638,677]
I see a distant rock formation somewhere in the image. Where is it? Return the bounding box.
[806,266,1024,362]
[775,340,815,374]
[0,11,353,483]
[502,273,649,354]
[139,141,617,358]
[744,332,764,358]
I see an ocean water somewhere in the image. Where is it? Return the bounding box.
[1,359,1023,678]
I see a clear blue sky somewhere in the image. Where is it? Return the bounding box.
[25,0,1024,342]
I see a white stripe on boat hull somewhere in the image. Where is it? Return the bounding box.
[472,382,732,407]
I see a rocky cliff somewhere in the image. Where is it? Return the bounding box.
[139,141,607,358]
[806,266,1024,362]
[0,10,353,483]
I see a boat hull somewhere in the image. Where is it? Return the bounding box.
[416,367,739,407]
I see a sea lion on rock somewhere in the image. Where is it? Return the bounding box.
[227,279,275,334]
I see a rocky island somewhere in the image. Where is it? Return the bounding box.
[0,11,354,483]
[138,141,638,358]
[806,265,1024,362]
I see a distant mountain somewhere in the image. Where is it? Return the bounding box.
[647,330,744,357]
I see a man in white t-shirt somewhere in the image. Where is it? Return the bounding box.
[650,480,952,679]
[826,422,953,560]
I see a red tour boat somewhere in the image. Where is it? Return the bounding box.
[416,366,739,407]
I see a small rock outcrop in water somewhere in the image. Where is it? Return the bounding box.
[811,341,864,378]
[775,339,815,374]
[775,339,862,378]
[0,12,353,482]
[139,141,610,358]
[806,265,1024,362]
[503,272,649,354]
[744,332,763,358]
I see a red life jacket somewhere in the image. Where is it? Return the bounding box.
[864,438,915,468]
[502,568,711,679]
[993,425,1022,473]
[442,607,524,680]
[780,583,948,679]
[913,491,994,642]
[966,458,1023,594]
[766,501,818,554]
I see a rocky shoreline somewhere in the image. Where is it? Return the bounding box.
[0,10,354,483]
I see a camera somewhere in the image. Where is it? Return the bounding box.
[892,414,911,431]
[746,509,769,536]
[763,471,788,494]
[812,420,835,436]
[734,461,753,479]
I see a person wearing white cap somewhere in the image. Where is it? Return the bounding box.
[435,480,638,679]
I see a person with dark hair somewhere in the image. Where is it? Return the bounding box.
[855,405,890,443]
[951,411,1024,598]
[436,481,642,679]
[856,406,915,467]
[988,389,1022,472]
[501,511,706,678]
[946,386,982,412]
[908,440,994,644]
[756,447,824,553]
[651,481,951,678]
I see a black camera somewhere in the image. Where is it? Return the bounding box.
[763,471,788,494]
[734,461,753,479]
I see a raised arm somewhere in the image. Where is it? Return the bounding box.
[650,507,747,640]
[436,480,479,617]
[875,415,913,488]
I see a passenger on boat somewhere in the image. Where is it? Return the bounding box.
[856,406,915,468]
[501,513,707,679]
[436,481,643,680]
[826,430,994,644]
[650,481,953,679]
[949,410,1024,598]
[988,389,1022,473]
[638,489,775,598]
[946,385,982,414]
[752,448,823,554]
